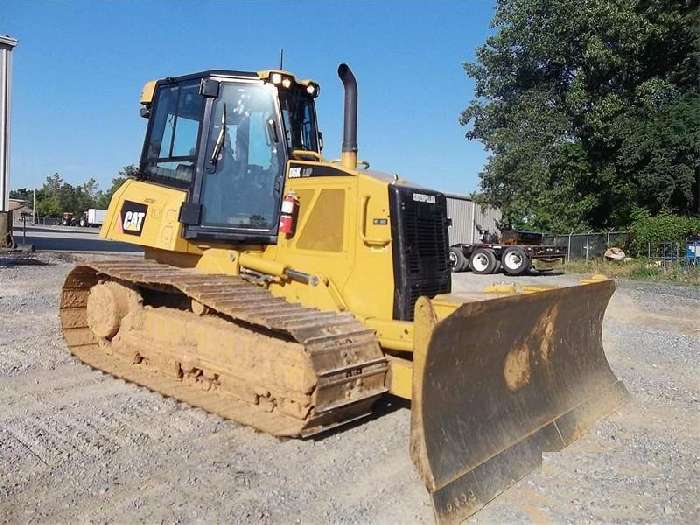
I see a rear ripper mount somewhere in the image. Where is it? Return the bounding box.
[60,259,389,436]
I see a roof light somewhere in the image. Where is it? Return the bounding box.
[306,84,316,95]
[281,77,292,89]
[270,73,282,85]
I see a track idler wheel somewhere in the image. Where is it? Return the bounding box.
[86,281,142,339]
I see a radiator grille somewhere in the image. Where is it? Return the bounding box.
[401,199,450,275]
[389,186,451,321]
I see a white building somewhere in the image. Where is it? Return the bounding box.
[444,193,502,246]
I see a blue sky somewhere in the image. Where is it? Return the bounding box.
[2,0,495,195]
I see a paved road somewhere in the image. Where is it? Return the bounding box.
[11,224,142,254]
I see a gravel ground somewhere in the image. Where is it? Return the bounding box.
[0,255,698,524]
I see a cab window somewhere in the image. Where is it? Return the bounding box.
[142,80,204,185]
[280,91,319,152]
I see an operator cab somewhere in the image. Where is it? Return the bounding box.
[138,70,321,243]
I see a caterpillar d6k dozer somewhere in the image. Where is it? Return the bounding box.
[59,64,627,523]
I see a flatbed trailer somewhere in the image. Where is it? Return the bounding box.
[449,242,567,275]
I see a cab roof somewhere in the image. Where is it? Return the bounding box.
[141,69,319,106]
[155,69,317,87]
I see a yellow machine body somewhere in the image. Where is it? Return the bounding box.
[58,64,629,524]
[101,164,413,355]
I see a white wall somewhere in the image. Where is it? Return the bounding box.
[445,194,501,245]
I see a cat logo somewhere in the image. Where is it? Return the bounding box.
[120,201,148,235]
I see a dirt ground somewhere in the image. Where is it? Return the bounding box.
[1,254,698,524]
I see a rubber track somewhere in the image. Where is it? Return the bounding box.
[59,259,389,437]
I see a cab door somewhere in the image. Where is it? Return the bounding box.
[184,79,287,243]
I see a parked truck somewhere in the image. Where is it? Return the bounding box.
[80,208,106,227]
[449,229,567,275]
[61,212,78,226]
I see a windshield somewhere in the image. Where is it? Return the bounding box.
[279,90,319,152]
[199,82,284,230]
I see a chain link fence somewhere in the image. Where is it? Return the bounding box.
[13,216,62,225]
[654,240,700,267]
[542,231,630,262]
[542,230,700,266]
[35,216,61,225]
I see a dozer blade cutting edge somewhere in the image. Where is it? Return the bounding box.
[410,278,629,524]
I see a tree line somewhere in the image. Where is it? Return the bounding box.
[10,166,138,218]
[463,0,699,232]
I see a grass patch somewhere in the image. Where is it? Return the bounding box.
[565,258,700,286]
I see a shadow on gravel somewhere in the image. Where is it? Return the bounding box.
[527,269,566,276]
[0,253,50,267]
[454,269,566,278]
[15,226,99,234]
[308,395,411,441]
[505,268,567,277]
[20,235,142,253]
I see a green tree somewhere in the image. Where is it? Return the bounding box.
[96,165,138,208]
[36,173,64,217]
[80,177,100,207]
[9,188,33,203]
[33,173,97,217]
[629,208,700,255]
[17,165,138,219]
[462,0,699,232]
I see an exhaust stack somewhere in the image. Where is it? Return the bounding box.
[337,63,357,170]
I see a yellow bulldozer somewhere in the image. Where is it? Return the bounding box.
[59,64,627,523]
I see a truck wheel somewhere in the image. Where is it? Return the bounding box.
[469,248,497,274]
[449,247,468,273]
[502,246,530,275]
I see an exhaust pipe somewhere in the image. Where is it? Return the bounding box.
[337,63,357,170]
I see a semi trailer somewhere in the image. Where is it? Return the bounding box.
[80,208,106,227]
[449,230,567,275]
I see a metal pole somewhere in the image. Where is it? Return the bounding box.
[469,200,476,244]
[0,35,18,213]
[567,231,572,264]
[33,188,36,224]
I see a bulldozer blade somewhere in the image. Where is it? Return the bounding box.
[410,279,629,524]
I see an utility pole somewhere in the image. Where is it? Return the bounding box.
[0,34,18,248]
[33,188,36,224]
